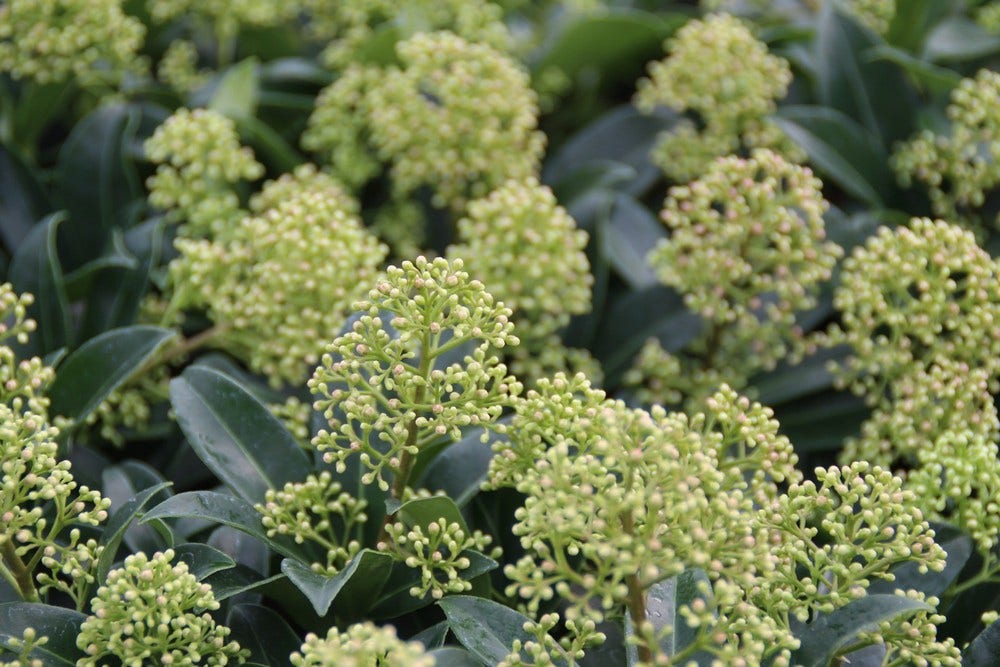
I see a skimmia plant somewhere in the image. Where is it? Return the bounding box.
[3,1,1000,666]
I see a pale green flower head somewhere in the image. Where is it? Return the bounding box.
[158,40,210,94]
[305,0,509,68]
[448,178,592,341]
[893,69,1000,232]
[290,623,435,667]
[759,462,946,620]
[826,218,1000,400]
[857,590,961,667]
[78,549,245,666]
[842,358,999,468]
[169,175,388,386]
[256,471,367,576]
[310,256,521,491]
[634,14,799,180]
[980,3,1000,33]
[651,149,840,323]
[302,65,384,191]
[0,0,146,86]
[844,0,896,34]
[366,31,545,210]
[145,108,264,237]
[150,0,300,42]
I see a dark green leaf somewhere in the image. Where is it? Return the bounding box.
[281,549,394,618]
[428,647,485,667]
[791,594,932,666]
[602,194,665,289]
[95,482,173,586]
[411,621,450,649]
[643,570,711,657]
[417,426,499,508]
[866,46,961,96]
[55,103,141,267]
[226,604,301,667]
[0,145,49,253]
[884,0,949,52]
[773,106,890,207]
[438,595,559,666]
[775,392,869,452]
[141,491,302,560]
[0,603,85,665]
[204,565,283,602]
[173,543,237,580]
[964,620,1000,667]
[751,347,847,406]
[236,115,304,173]
[209,59,260,121]
[47,325,176,424]
[8,212,71,355]
[101,463,173,555]
[260,58,332,86]
[922,17,1000,63]
[395,495,469,533]
[170,366,311,503]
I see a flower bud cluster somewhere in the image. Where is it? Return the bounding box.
[841,358,999,468]
[447,178,592,343]
[499,612,601,667]
[268,396,312,443]
[305,0,509,69]
[758,462,945,620]
[634,14,799,181]
[145,108,264,237]
[0,0,146,86]
[857,590,961,667]
[85,364,171,447]
[700,384,802,505]
[382,518,495,599]
[824,218,1000,400]
[844,0,896,34]
[629,150,841,405]
[78,549,245,666]
[256,472,367,576]
[169,171,387,385]
[0,287,51,416]
[150,0,300,42]
[980,3,1000,32]
[310,256,521,492]
[893,70,1000,233]
[158,40,210,94]
[305,31,544,210]
[5,627,47,667]
[289,622,434,666]
[490,373,767,655]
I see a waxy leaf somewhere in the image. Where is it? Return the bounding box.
[964,620,1000,667]
[173,543,237,580]
[95,481,174,588]
[170,366,311,503]
[8,212,71,355]
[281,549,394,618]
[428,647,484,667]
[227,604,301,667]
[439,596,565,667]
[47,325,176,424]
[0,603,86,665]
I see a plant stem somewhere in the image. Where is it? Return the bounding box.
[621,510,652,664]
[1,541,39,602]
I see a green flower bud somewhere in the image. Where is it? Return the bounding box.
[290,623,434,666]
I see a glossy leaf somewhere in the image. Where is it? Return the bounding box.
[602,194,665,289]
[438,596,560,666]
[0,145,49,252]
[644,569,711,657]
[867,46,962,96]
[204,565,283,603]
[173,543,237,580]
[8,212,71,355]
[0,603,85,665]
[417,425,499,508]
[141,491,302,560]
[428,647,484,667]
[964,620,1000,667]
[101,463,173,555]
[227,604,301,667]
[868,525,973,598]
[95,482,174,586]
[923,16,1000,63]
[412,621,450,650]
[170,366,311,503]
[791,594,932,666]
[281,549,394,618]
[47,325,176,424]
[210,59,260,120]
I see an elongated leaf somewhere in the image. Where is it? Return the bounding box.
[173,543,237,580]
[47,325,176,424]
[170,366,310,503]
[643,570,710,657]
[964,620,1000,667]
[96,482,174,586]
[884,0,949,52]
[773,106,889,207]
[417,425,499,508]
[866,46,961,96]
[0,603,86,665]
[438,596,560,666]
[791,594,932,666]
[923,16,1000,63]
[8,212,71,355]
[0,145,49,252]
[101,464,173,555]
[142,491,301,560]
[226,604,300,667]
[602,194,665,289]
[204,565,282,602]
[210,59,260,120]
[412,621,450,650]
[428,647,484,667]
[281,549,393,618]
[55,103,141,268]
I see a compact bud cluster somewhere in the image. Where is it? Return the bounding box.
[634,14,800,181]
[383,518,496,599]
[289,622,434,666]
